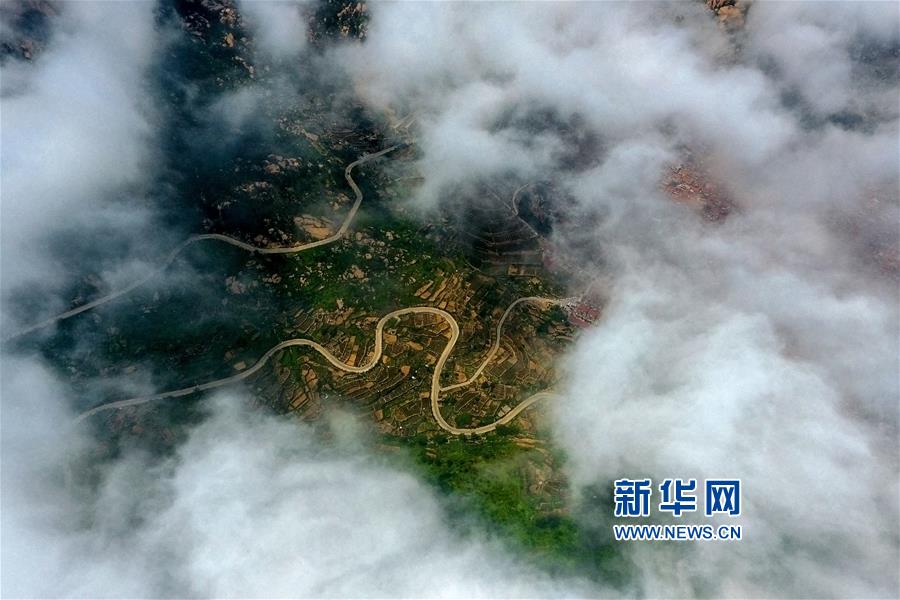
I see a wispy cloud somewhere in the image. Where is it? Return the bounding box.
[334,1,900,596]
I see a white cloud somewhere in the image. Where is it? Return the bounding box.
[0,1,161,329]
[746,1,900,118]
[239,0,307,60]
[334,2,900,596]
[1,378,597,598]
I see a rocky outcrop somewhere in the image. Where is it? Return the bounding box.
[0,0,58,62]
[705,0,750,31]
[663,157,734,222]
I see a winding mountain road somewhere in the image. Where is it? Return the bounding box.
[440,295,571,393]
[76,299,569,435]
[11,142,569,434]
[6,144,401,341]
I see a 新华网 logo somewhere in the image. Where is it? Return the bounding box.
[614,478,740,517]
[612,478,742,541]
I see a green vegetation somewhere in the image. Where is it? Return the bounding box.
[538,305,568,335]
[389,433,579,565]
[378,429,630,584]
[454,413,473,427]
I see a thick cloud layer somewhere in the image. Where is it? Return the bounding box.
[1,372,596,598]
[334,1,900,597]
[0,2,161,329]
